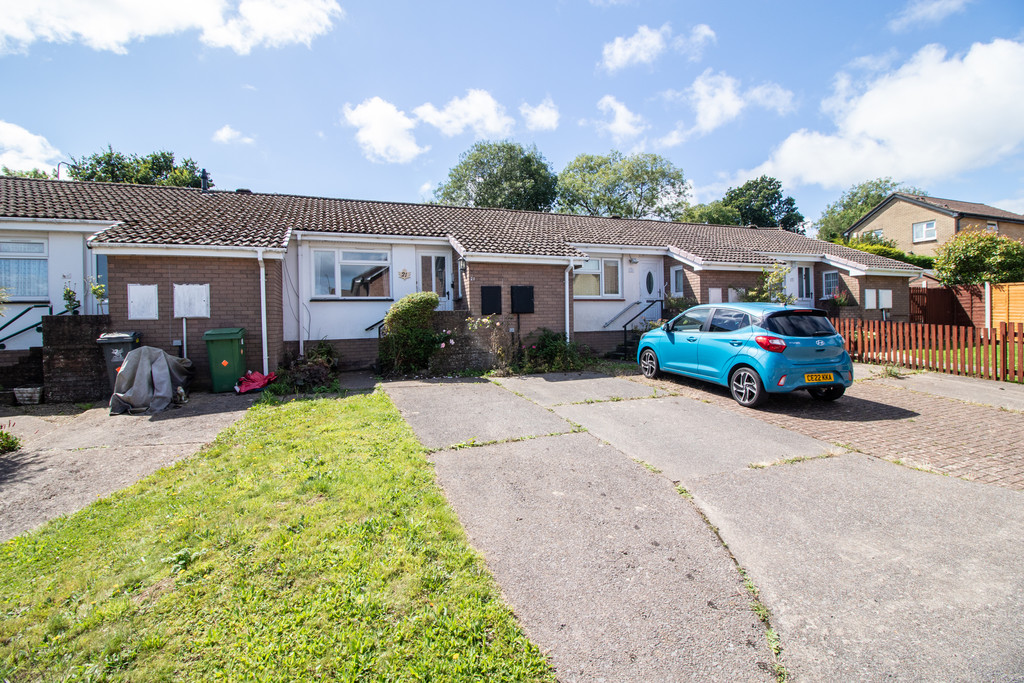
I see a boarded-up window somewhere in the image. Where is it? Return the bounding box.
[708,287,723,304]
[128,284,159,320]
[173,284,211,318]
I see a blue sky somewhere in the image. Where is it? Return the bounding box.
[2,0,1023,231]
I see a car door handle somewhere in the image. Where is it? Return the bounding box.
[686,336,697,342]
[729,340,743,347]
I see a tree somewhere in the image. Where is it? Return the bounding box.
[815,177,926,242]
[68,146,209,187]
[721,175,804,232]
[434,141,556,211]
[740,264,795,304]
[557,151,688,220]
[677,200,742,225]
[2,166,51,178]
[934,231,1024,286]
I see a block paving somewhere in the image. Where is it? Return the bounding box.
[629,370,1024,491]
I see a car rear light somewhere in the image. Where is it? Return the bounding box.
[777,375,787,386]
[755,335,787,353]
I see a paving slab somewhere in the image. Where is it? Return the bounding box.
[690,454,1024,682]
[492,372,657,407]
[555,395,835,483]
[383,377,572,449]
[855,364,1024,412]
[431,432,774,682]
[0,392,253,541]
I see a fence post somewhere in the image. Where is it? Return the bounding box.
[999,322,1009,382]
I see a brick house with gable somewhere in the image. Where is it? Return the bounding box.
[1,176,921,384]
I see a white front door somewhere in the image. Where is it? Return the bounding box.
[794,265,814,306]
[419,253,453,311]
[637,258,664,321]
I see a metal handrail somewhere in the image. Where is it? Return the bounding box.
[0,304,53,349]
[620,300,663,359]
[365,318,385,333]
[602,300,642,328]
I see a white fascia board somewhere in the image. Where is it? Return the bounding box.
[448,235,467,257]
[696,262,775,272]
[568,243,669,256]
[666,246,704,268]
[1,217,117,233]
[292,230,450,247]
[462,252,574,265]
[860,268,923,278]
[755,251,827,263]
[88,243,286,259]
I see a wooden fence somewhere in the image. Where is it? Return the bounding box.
[831,318,1024,383]
[992,283,1024,326]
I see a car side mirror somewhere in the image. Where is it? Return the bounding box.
[663,322,673,332]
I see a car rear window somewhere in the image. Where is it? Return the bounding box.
[762,311,838,337]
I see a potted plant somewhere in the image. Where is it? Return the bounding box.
[63,282,81,314]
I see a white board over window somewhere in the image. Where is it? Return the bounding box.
[864,289,877,310]
[708,287,723,303]
[878,289,893,309]
[173,283,211,318]
[127,284,159,320]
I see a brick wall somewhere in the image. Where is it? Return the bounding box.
[41,315,110,402]
[107,255,285,389]
[691,269,763,303]
[575,330,623,356]
[853,201,953,256]
[464,263,571,337]
[0,348,44,389]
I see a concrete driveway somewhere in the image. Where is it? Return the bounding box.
[384,370,1024,682]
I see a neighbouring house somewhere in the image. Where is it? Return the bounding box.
[1,177,921,386]
[845,193,1024,257]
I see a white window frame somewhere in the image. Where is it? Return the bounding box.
[670,266,686,297]
[987,221,998,233]
[311,248,393,300]
[797,266,813,300]
[0,239,48,301]
[912,220,936,242]
[573,257,621,299]
[822,271,839,298]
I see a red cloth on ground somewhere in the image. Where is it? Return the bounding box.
[234,370,277,393]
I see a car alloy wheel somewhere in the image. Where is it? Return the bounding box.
[729,366,766,407]
[809,385,845,401]
[639,348,660,379]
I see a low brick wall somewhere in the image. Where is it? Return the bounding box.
[42,315,111,402]
[0,348,44,390]
[428,311,515,373]
[574,330,623,356]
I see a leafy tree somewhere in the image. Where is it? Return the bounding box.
[815,177,926,242]
[434,141,557,211]
[721,175,804,232]
[68,146,209,188]
[740,264,795,304]
[557,151,688,220]
[1,166,51,179]
[844,239,934,269]
[934,231,1024,286]
[677,200,742,225]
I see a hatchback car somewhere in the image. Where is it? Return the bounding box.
[637,302,853,408]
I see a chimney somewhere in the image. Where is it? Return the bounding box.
[200,169,210,193]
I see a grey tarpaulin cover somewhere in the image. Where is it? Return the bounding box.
[109,346,194,415]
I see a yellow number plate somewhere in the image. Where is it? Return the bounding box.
[804,373,834,383]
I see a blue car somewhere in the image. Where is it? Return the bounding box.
[637,302,853,408]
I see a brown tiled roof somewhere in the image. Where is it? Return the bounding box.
[0,176,917,271]
[898,194,1024,222]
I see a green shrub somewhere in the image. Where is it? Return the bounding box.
[271,339,342,394]
[0,420,20,454]
[516,329,586,373]
[845,240,935,269]
[379,292,443,374]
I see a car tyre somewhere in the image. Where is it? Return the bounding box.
[729,366,767,408]
[639,348,660,379]
[809,385,845,401]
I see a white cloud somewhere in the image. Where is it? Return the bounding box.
[413,89,514,138]
[746,83,795,115]
[594,95,647,142]
[747,39,1024,189]
[601,24,670,72]
[656,123,689,148]
[673,23,716,62]
[889,0,972,32]
[212,124,254,145]
[992,196,1024,215]
[0,120,62,172]
[0,0,344,55]
[342,97,428,164]
[418,181,434,199]
[519,97,559,131]
[242,83,258,91]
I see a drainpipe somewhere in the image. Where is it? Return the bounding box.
[256,248,269,375]
[296,233,304,357]
[985,281,991,329]
[564,258,574,343]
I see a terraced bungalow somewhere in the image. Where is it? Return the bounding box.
[0,176,921,384]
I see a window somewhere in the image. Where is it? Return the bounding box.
[0,240,48,300]
[797,266,812,299]
[913,220,936,242]
[987,221,998,233]
[313,249,391,299]
[708,308,750,332]
[763,310,836,337]
[670,266,686,296]
[869,229,884,239]
[670,307,709,332]
[823,271,839,298]
[574,258,620,298]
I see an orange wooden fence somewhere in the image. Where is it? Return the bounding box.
[831,318,1024,383]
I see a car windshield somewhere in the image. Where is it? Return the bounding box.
[762,311,837,337]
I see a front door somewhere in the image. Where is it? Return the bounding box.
[795,265,814,307]
[419,253,452,310]
[637,258,664,323]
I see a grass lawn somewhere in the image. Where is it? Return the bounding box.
[0,392,553,682]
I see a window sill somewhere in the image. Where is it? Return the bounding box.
[310,297,394,302]
[574,297,626,301]
[912,238,937,244]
